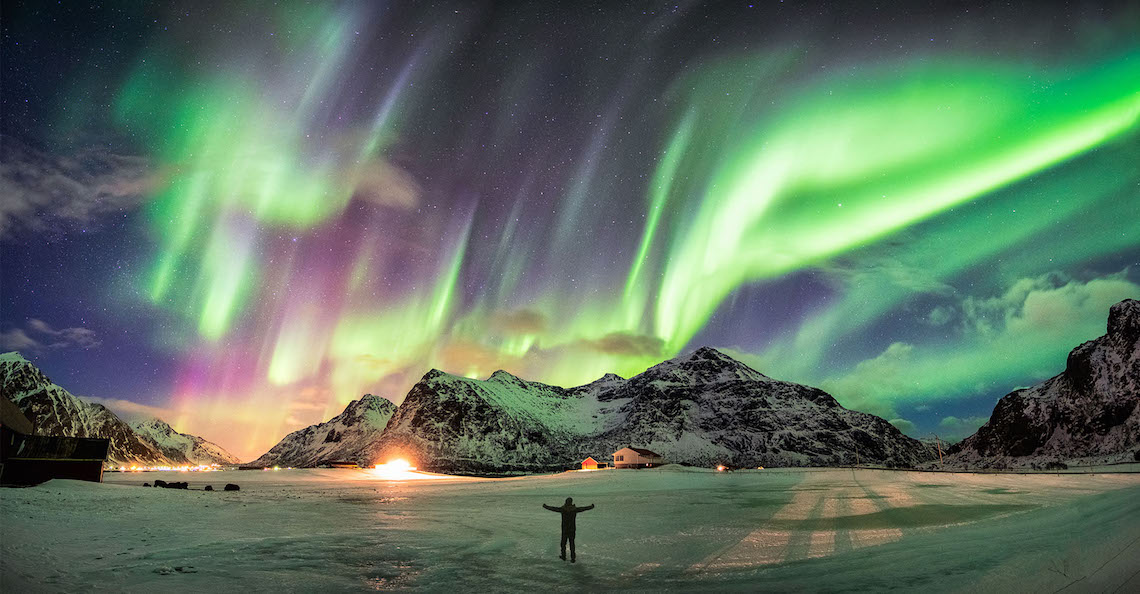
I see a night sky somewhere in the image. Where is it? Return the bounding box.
[2,1,1138,460]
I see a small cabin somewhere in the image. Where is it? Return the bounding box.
[612,447,663,469]
[581,457,608,470]
[1,395,109,485]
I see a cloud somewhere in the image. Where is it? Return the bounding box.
[937,415,989,441]
[27,319,100,348]
[0,328,41,351]
[0,136,158,239]
[926,305,954,327]
[954,271,1139,341]
[437,339,515,375]
[820,342,915,418]
[820,270,1140,414]
[1002,274,1138,340]
[889,418,918,436]
[353,354,393,371]
[0,319,100,351]
[288,386,333,412]
[80,396,177,425]
[352,157,421,209]
[823,250,956,296]
[489,309,547,336]
[578,332,665,357]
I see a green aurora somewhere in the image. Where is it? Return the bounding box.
[3,1,1137,456]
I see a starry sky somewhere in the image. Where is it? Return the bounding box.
[2,1,1138,461]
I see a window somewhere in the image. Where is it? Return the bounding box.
[615,455,623,461]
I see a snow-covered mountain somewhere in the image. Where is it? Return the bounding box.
[947,299,1140,468]
[248,394,397,468]
[132,417,241,466]
[371,347,932,472]
[0,352,238,467]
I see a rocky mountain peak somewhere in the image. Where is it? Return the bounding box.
[948,298,1140,467]
[1107,298,1140,343]
[372,343,929,472]
[1,351,54,398]
[420,368,451,383]
[680,347,757,373]
[3,353,238,466]
[133,417,175,435]
[689,346,730,361]
[636,346,768,385]
[249,391,398,467]
[488,369,524,383]
[354,393,394,411]
[337,394,397,426]
[0,351,31,364]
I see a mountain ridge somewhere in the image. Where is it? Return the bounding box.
[0,351,239,467]
[132,416,242,466]
[247,393,397,468]
[946,298,1140,467]
[369,346,932,472]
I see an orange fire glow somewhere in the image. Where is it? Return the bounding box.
[376,459,415,472]
[368,458,449,481]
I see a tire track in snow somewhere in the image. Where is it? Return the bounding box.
[805,495,837,560]
[771,486,828,563]
[845,491,903,550]
[831,492,856,556]
[848,471,910,550]
[684,480,816,572]
[689,474,911,572]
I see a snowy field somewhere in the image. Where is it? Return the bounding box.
[3,467,1139,592]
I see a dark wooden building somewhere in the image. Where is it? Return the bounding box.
[1,395,109,485]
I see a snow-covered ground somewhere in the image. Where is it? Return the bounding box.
[3,467,1138,592]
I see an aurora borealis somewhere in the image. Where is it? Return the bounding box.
[2,1,1138,460]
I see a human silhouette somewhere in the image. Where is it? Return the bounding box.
[542,497,595,562]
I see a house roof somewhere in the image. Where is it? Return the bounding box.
[615,447,662,458]
[582,457,598,464]
[1,394,34,435]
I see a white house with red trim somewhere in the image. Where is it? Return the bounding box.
[612,447,663,468]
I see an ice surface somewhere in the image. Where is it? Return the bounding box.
[2,467,1138,591]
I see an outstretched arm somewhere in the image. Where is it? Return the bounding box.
[542,504,558,512]
[580,504,595,512]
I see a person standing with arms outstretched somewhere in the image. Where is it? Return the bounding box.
[542,497,595,562]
